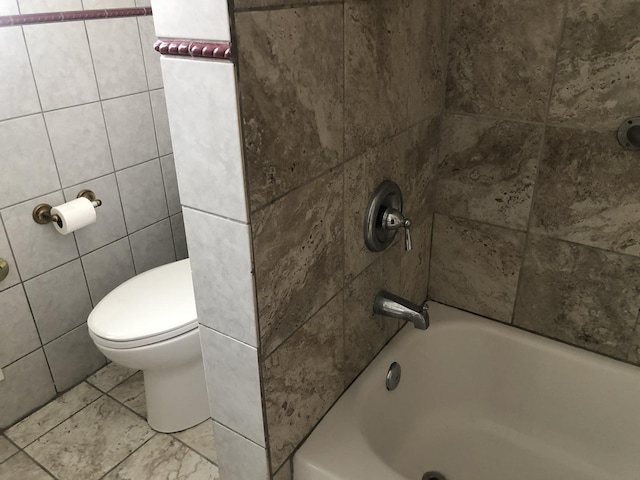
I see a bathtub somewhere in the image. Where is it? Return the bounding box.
[294,302,640,480]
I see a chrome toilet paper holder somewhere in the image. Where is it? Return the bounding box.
[32,189,102,226]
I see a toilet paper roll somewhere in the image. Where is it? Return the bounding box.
[50,197,97,235]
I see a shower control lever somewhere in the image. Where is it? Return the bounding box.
[382,207,412,251]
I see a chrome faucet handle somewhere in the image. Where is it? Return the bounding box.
[382,208,412,251]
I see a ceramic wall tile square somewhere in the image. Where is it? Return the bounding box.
[0,349,55,429]
[0,0,18,14]
[235,5,343,210]
[200,327,265,446]
[137,17,163,90]
[18,0,80,12]
[0,114,59,210]
[159,154,180,216]
[150,89,172,157]
[24,22,99,111]
[45,103,114,188]
[151,0,231,42]
[129,218,176,274]
[44,324,106,392]
[102,93,158,170]
[429,215,526,323]
[116,159,168,233]
[0,285,40,368]
[161,57,248,222]
[81,237,135,304]
[212,422,268,480]
[2,191,79,280]
[0,221,21,292]
[86,18,148,99]
[63,174,127,255]
[0,27,40,122]
[24,260,92,344]
[183,208,257,346]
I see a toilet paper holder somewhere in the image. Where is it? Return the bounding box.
[32,189,102,226]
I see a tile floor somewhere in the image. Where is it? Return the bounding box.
[0,363,219,480]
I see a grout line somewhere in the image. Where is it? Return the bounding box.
[233,0,343,13]
[96,433,158,480]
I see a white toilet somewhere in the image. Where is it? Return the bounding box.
[87,259,210,433]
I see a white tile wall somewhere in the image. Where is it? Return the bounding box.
[24,22,99,111]
[18,0,81,13]
[162,57,248,222]
[184,208,258,346]
[213,422,269,480]
[0,27,40,122]
[150,0,231,42]
[200,327,265,446]
[0,10,184,429]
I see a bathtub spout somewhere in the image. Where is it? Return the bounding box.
[373,290,429,330]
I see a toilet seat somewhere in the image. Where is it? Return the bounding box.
[88,259,198,350]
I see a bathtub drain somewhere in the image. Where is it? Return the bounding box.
[423,472,446,480]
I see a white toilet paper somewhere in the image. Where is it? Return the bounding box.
[50,197,97,235]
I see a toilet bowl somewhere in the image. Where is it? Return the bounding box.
[87,259,210,433]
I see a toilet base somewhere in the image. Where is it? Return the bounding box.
[91,328,211,433]
[144,357,210,433]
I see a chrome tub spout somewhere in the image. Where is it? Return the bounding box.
[373,290,429,330]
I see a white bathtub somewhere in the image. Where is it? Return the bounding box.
[294,302,640,480]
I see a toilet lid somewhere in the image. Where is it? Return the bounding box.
[88,259,198,345]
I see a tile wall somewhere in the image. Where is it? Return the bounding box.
[233,0,449,477]
[0,0,184,429]
[430,0,640,364]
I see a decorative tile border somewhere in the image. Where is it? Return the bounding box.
[154,39,232,60]
[0,7,152,27]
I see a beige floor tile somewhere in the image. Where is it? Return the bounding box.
[0,452,53,479]
[87,362,138,393]
[6,382,102,448]
[0,435,18,463]
[103,434,219,480]
[108,371,146,418]
[25,396,154,480]
[172,419,217,464]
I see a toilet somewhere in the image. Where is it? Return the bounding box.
[87,259,210,433]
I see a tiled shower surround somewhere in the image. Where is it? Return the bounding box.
[430,0,640,365]
[234,0,448,477]
[0,0,185,429]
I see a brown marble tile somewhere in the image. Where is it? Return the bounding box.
[263,293,344,471]
[109,371,147,418]
[25,396,154,480]
[234,0,336,9]
[626,316,640,366]
[549,0,640,130]
[514,235,640,361]
[273,459,292,480]
[236,4,344,210]
[437,114,543,230]
[172,419,217,464]
[408,0,449,125]
[429,215,526,322]
[344,260,399,385]
[0,435,17,463]
[103,434,219,480]
[344,0,409,159]
[6,382,101,448]
[0,452,52,479]
[446,0,564,121]
[404,116,440,219]
[252,169,344,356]
[530,127,640,256]
[344,133,407,281]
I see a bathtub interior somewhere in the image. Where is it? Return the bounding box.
[295,303,640,480]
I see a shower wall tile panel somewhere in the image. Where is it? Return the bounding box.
[0,7,180,428]
[436,114,543,231]
[235,5,344,210]
[234,0,450,476]
[445,0,564,121]
[431,0,640,368]
[548,0,640,130]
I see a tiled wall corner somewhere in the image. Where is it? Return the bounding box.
[0,9,182,428]
[431,0,640,366]
[213,422,269,480]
